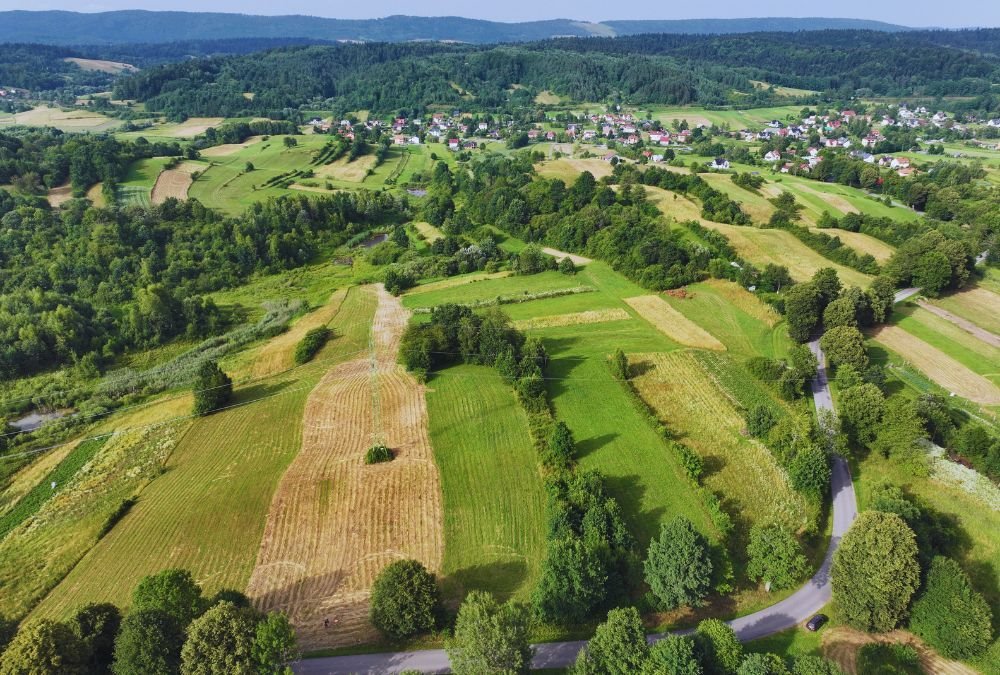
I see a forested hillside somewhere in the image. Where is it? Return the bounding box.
[108,32,1000,117]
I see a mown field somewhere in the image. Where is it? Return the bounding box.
[646,105,805,129]
[426,364,547,603]
[29,286,373,619]
[116,156,172,206]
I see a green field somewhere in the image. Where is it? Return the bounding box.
[402,269,590,310]
[29,286,374,619]
[426,364,547,603]
[116,156,173,206]
[647,105,805,129]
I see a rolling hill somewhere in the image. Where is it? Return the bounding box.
[0,11,912,45]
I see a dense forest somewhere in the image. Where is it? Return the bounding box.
[104,31,1000,117]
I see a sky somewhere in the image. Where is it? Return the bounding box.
[0,0,993,28]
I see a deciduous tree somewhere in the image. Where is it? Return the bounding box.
[447,591,532,675]
[644,517,713,610]
[369,559,440,639]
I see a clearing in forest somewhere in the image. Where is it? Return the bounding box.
[200,136,265,157]
[542,247,592,266]
[247,285,443,650]
[46,184,73,207]
[630,351,808,534]
[150,161,201,204]
[316,155,377,182]
[871,325,1000,405]
[412,221,444,243]
[624,295,726,350]
[165,117,225,138]
[64,57,137,74]
[535,158,613,182]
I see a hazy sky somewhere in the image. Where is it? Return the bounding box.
[0,0,993,28]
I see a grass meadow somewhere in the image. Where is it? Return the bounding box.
[426,364,547,604]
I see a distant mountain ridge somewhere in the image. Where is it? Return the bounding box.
[0,11,914,45]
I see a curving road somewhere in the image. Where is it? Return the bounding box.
[294,337,857,674]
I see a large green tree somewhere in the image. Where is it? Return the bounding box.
[909,557,993,659]
[784,283,822,343]
[535,537,607,623]
[576,607,648,675]
[252,613,297,674]
[0,620,87,675]
[179,602,259,675]
[832,512,920,632]
[644,517,713,610]
[111,610,183,675]
[446,591,533,675]
[746,524,808,591]
[819,326,868,373]
[838,383,885,447]
[369,559,440,639]
[71,603,121,675]
[694,619,743,675]
[644,636,702,675]
[132,569,205,628]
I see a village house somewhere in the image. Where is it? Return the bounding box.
[448,138,460,150]
[709,157,731,170]
[764,150,782,162]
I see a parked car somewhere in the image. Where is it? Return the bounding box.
[805,614,828,631]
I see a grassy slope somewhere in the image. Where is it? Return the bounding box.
[892,302,1000,386]
[31,286,374,619]
[426,364,547,604]
[117,157,171,206]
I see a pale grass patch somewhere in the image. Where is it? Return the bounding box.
[871,325,1000,405]
[404,271,513,295]
[624,295,726,350]
[630,351,808,532]
[541,247,592,266]
[316,155,377,182]
[702,279,781,327]
[413,221,444,242]
[513,308,631,330]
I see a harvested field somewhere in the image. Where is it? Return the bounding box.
[917,300,1000,349]
[534,90,561,105]
[698,221,872,287]
[871,325,1000,405]
[316,155,377,182]
[822,627,978,675]
[624,295,726,350]
[630,351,808,534]
[930,285,1000,336]
[542,247,592,266]
[10,105,118,132]
[64,57,137,74]
[85,183,105,207]
[165,117,225,138]
[247,285,443,650]
[808,227,896,263]
[513,308,631,330]
[46,184,73,207]
[702,279,781,327]
[200,136,265,157]
[150,161,200,204]
[250,289,349,378]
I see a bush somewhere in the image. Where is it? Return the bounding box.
[676,444,704,483]
[191,360,232,416]
[365,444,393,464]
[369,559,440,639]
[745,404,777,438]
[293,327,332,365]
[909,556,993,659]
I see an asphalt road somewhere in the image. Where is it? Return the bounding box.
[294,339,858,674]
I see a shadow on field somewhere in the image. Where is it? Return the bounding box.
[233,379,295,404]
[576,433,618,459]
[603,473,664,542]
[443,559,529,603]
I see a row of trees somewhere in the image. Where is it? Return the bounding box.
[0,569,295,674]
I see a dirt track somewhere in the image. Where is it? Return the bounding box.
[247,285,443,650]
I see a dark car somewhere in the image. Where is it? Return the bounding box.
[805,614,828,631]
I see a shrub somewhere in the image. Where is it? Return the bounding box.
[191,360,232,416]
[909,556,993,659]
[369,560,440,639]
[293,327,332,365]
[745,404,777,438]
[365,444,393,464]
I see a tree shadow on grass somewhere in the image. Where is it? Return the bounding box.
[441,558,529,607]
[576,433,619,459]
[233,379,295,404]
[602,473,665,546]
